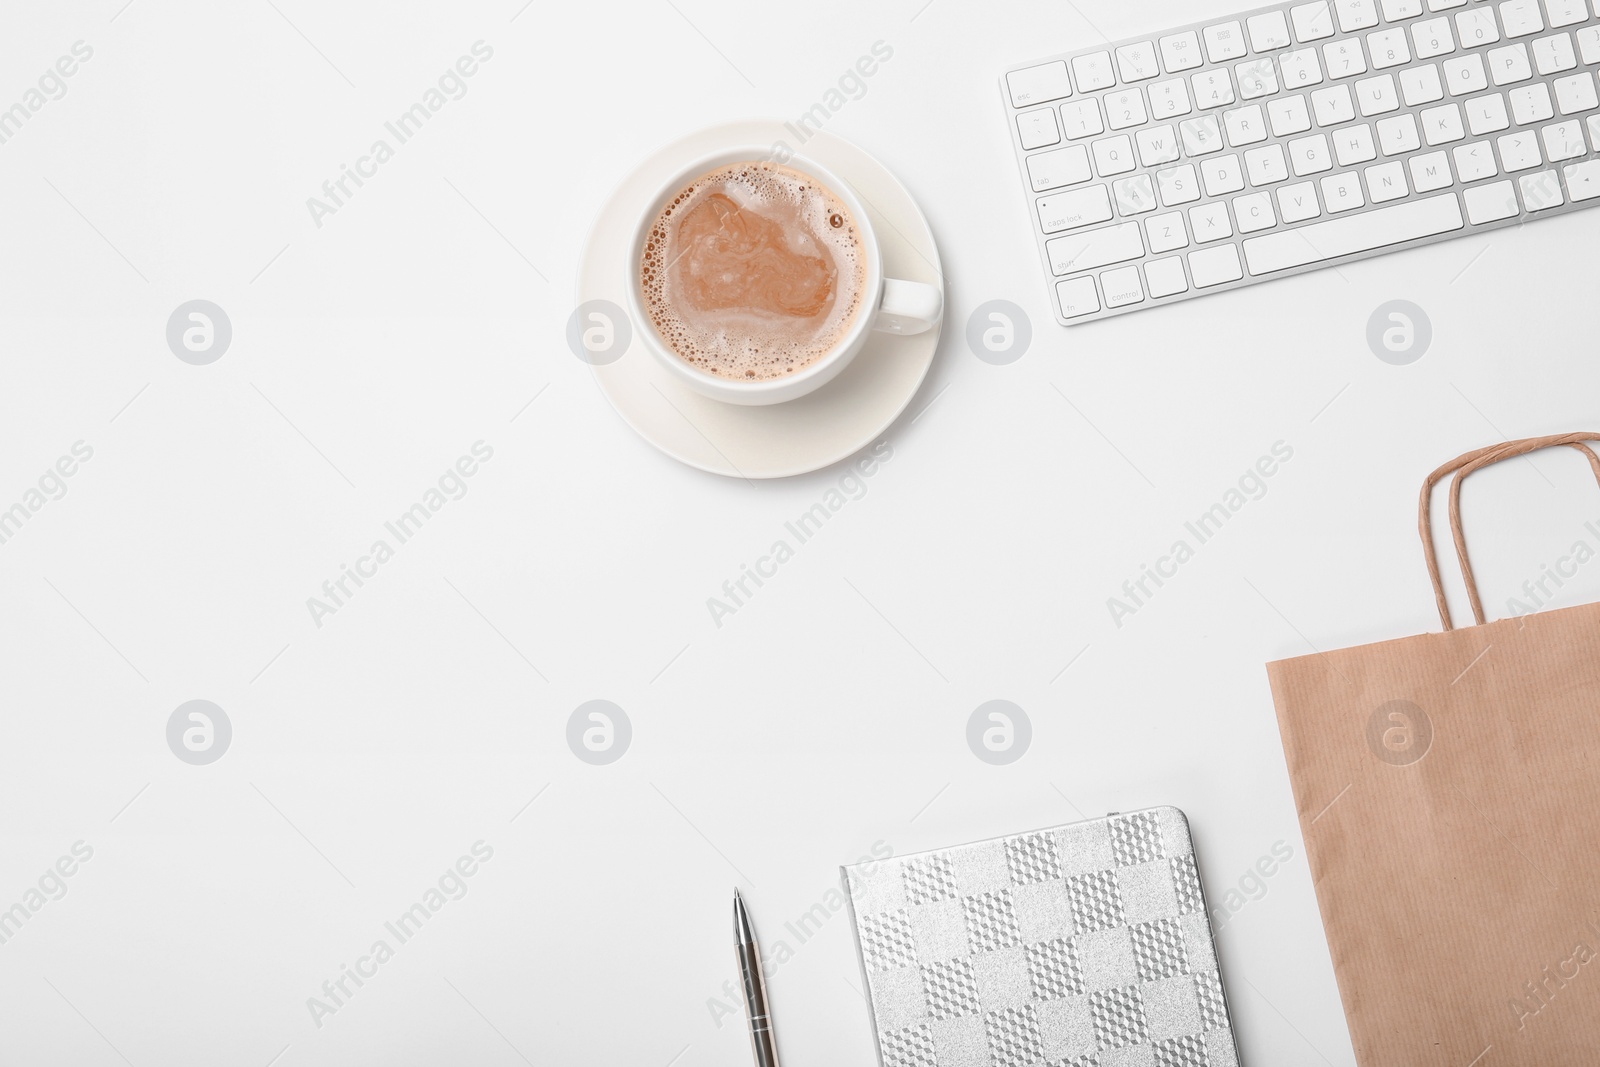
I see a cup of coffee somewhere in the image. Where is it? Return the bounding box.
[627,148,942,406]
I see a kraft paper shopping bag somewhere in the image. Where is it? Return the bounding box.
[1267,432,1600,1067]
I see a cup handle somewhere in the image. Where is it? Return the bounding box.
[871,278,942,336]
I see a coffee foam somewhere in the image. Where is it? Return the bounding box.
[641,161,867,382]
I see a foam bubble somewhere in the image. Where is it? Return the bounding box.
[641,161,866,381]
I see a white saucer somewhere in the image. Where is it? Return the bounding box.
[577,121,944,479]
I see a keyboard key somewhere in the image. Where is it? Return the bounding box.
[1554,72,1598,114]
[1453,140,1499,181]
[1026,144,1093,191]
[1336,123,1378,164]
[1202,153,1247,195]
[1072,52,1116,92]
[1160,31,1205,72]
[1270,94,1314,134]
[1489,43,1534,84]
[1149,78,1194,116]
[1410,149,1455,189]
[1281,48,1325,88]
[1181,115,1225,155]
[1498,130,1543,171]
[1455,9,1499,46]
[1590,114,1600,151]
[1056,276,1101,317]
[1046,220,1146,273]
[1520,168,1564,211]
[1249,11,1294,51]
[1578,27,1600,64]
[1144,256,1190,296]
[1533,32,1577,72]
[1060,99,1106,139]
[1247,143,1292,184]
[1225,104,1270,145]
[1357,74,1401,114]
[1278,180,1324,220]
[1412,17,1456,57]
[1542,120,1587,161]
[1193,68,1236,108]
[1189,201,1235,240]
[1235,57,1281,98]
[1401,63,1445,104]
[1085,138,1134,184]
[1322,170,1367,210]
[1294,1,1337,40]
[1113,173,1159,214]
[1116,41,1161,81]
[1446,132,1491,179]
[1205,21,1250,62]
[1037,185,1114,232]
[1313,84,1357,125]
[1498,0,1544,37]
[1336,0,1380,31]
[1421,103,1466,144]
[1379,112,1423,153]
[1297,2,1339,43]
[1093,134,1137,175]
[1137,124,1182,165]
[1444,54,1488,95]
[1365,159,1411,200]
[1019,108,1062,149]
[1428,0,1468,9]
[1008,62,1073,107]
[1544,0,1587,28]
[1146,211,1190,251]
[1565,159,1600,200]
[1100,264,1146,307]
[1381,0,1424,18]
[1291,132,1335,173]
[1188,244,1245,286]
[1157,163,1202,204]
[1234,190,1279,230]
[1463,179,1520,221]
[1324,38,1368,78]
[1466,92,1511,134]
[1510,82,1554,123]
[1106,89,1149,130]
[1243,192,1464,272]
[1368,27,1412,68]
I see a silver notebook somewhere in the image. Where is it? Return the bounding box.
[842,806,1241,1067]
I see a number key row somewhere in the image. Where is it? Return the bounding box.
[1018,57,1397,149]
[1025,61,1600,185]
[1011,0,1600,108]
[1018,17,1600,150]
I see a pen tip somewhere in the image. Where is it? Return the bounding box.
[733,889,754,943]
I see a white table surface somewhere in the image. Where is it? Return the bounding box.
[4,1,1600,1064]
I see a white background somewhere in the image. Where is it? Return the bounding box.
[3,1,1599,1064]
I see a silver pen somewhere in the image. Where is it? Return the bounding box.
[733,888,781,1067]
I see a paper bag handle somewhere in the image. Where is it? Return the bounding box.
[1419,432,1600,630]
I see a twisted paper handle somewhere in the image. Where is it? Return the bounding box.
[1419,432,1600,630]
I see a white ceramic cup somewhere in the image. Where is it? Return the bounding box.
[626,147,942,406]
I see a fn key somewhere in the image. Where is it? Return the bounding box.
[1056,276,1101,318]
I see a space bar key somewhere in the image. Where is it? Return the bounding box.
[1242,194,1465,276]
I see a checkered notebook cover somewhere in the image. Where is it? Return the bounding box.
[842,807,1240,1067]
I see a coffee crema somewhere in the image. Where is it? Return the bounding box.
[641,161,867,382]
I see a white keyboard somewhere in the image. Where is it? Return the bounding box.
[1002,0,1600,324]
